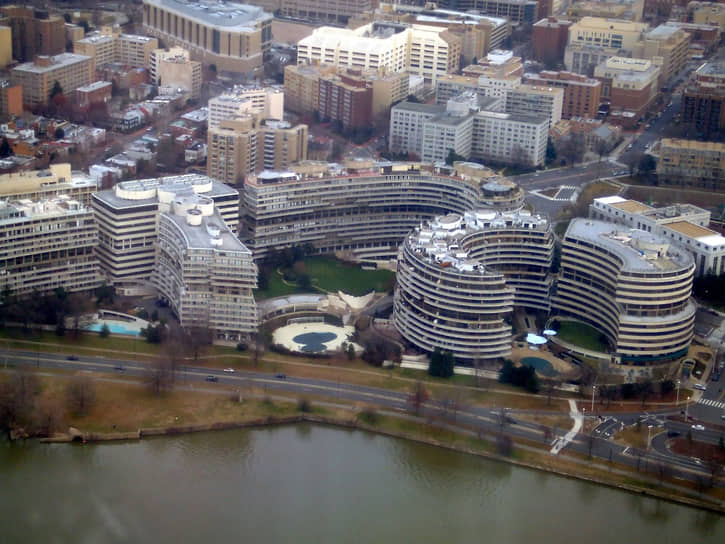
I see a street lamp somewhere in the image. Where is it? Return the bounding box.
[591,385,597,413]
[647,424,653,451]
[685,395,690,421]
[676,379,680,406]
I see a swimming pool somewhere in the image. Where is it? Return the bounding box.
[85,321,142,336]
[521,357,557,377]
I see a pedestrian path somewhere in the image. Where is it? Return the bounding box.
[550,399,582,455]
[696,398,725,410]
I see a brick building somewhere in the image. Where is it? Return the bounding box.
[681,61,725,139]
[524,71,602,119]
[73,81,112,113]
[0,6,64,62]
[532,17,573,65]
[594,57,660,126]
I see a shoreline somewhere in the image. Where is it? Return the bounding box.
[38,413,725,515]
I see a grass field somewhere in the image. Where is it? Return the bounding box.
[255,256,394,299]
[554,320,608,352]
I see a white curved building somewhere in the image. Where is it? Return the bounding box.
[553,218,696,364]
[242,160,524,262]
[153,194,257,342]
[394,209,553,362]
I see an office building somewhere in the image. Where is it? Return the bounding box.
[142,0,273,75]
[296,22,461,85]
[504,84,564,127]
[277,0,375,25]
[566,0,644,20]
[149,47,189,84]
[591,195,725,277]
[594,57,660,126]
[436,74,480,104]
[681,61,725,139]
[0,163,96,205]
[389,102,446,156]
[553,218,695,364]
[532,17,573,65]
[91,174,239,291]
[158,53,202,99]
[432,0,539,24]
[632,24,690,85]
[657,138,725,192]
[471,110,549,166]
[564,17,649,75]
[393,209,553,362]
[241,160,523,261]
[0,195,100,297]
[207,116,308,185]
[0,25,11,68]
[524,71,602,119]
[208,86,284,127]
[153,193,257,342]
[463,49,523,98]
[688,1,725,27]
[74,26,158,69]
[10,53,94,108]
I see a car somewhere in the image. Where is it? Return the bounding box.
[66,355,79,361]
[205,375,218,382]
[691,424,705,431]
[223,367,235,373]
[114,365,125,372]
[667,430,681,438]
[627,143,633,149]
[694,383,706,391]
[275,373,287,380]
[721,414,725,420]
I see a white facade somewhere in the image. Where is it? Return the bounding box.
[389,102,445,155]
[149,47,189,84]
[504,84,564,128]
[471,111,549,166]
[208,86,284,127]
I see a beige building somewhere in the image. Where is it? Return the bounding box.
[504,84,564,127]
[657,138,725,192]
[564,17,649,74]
[689,2,725,27]
[142,0,273,76]
[0,195,101,297]
[76,25,158,68]
[464,49,523,98]
[567,0,644,20]
[284,64,336,115]
[632,24,690,86]
[207,116,308,185]
[0,26,11,68]
[0,163,96,205]
[158,54,202,100]
[10,53,94,107]
[149,47,189,84]
[208,86,284,127]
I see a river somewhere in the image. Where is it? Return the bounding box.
[1,424,721,543]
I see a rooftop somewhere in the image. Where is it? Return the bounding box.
[0,195,87,225]
[663,221,725,249]
[566,218,692,272]
[143,0,272,31]
[394,101,446,114]
[645,24,683,40]
[610,199,653,214]
[165,196,249,252]
[13,53,91,74]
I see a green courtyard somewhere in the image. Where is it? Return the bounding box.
[553,320,609,353]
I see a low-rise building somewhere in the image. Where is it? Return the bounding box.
[158,53,202,100]
[0,81,23,119]
[657,138,725,192]
[632,24,690,86]
[73,81,112,113]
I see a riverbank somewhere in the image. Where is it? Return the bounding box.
[37,405,725,515]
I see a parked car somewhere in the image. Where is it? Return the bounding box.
[691,424,705,431]
[223,368,235,373]
[666,430,681,438]
[206,375,218,382]
[114,365,125,372]
[67,355,79,361]
[275,373,287,380]
[694,383,706,391]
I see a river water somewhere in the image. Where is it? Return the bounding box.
[1,424,721,543]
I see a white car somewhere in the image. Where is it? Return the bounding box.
[691,424,705,431]
[223,367,235,373]
[694,383,706,391]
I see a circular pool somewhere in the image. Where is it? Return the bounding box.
[272,323,357,354]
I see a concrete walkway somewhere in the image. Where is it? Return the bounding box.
[550,399,583,455]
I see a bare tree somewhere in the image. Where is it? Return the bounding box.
[496,433,513,456]
[407,381,429,416]
[68,293,93,339]
[147,356,174,395]
[559,137,585,167]
[66,375,96,416]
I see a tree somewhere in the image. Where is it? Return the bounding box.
[559,137,585,166]
[99,323,110,338]
[428,348,454,378]
[445,148,467,165]
[509,144,533,172]
[545,137,557,164]
[623,152,640,177]
[638,154,657,183]
[0,137,12,158]
[346,343,355,360]
[407,381,429,416]
[67,293,92,339]
[54,127,65,140]
[595,139,610,161]
[66,376,96,416]
[147,356,174,395]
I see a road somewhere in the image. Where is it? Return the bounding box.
[3,347,723,487]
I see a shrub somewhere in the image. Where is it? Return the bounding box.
[297,398,312,413]
[99,323,110,338]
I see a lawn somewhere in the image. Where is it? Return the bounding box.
[553,320,608,352]
[255,256,394,299]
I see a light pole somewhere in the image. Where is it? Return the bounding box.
[647,424,653,451]
[685,395,690,421]
[676,379,680,407]
[591,385,597,413]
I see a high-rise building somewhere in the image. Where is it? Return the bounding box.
[464,49,523,98]
[0,195,100,297]
[532,17,573,65]
[276,0,375,25]
[632,24,690,86]
[504,85,564,128]
[207,116,308,185]
[433,0,539,24]
[10,53,94,108]
[681,61,725,139]
[208,86,284,127]
[142,0,273,76]
[153,194,257,342]
[0,163,96,205]
[74,26,158,68]
[524,71,602,119]
[0,6,65,62]
[657,138,725,192]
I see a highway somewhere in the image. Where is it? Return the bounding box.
[3,347,723,488]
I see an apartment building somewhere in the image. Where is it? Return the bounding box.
[553,218,695,364]
[524,71,602,119]
[564,17,649,75]
[590,195,725,277]
[657,138,725,192]
[667,22,721,58]
[504,84,564,127]
[208,86,283,127]
[681,61,725,139]
[158,53,202,99]
[91,174,239,291]
[421,100,477,163]
[532,17,574,65]
[389,102,446,156]
[436,74,480,104]
[0,6,64,62]
[688,1,725,27]
[471,110,549,167]
[283,64,334,115]
[463,49,523,98]
[296,22,461,85]
[153,194,257,341]
[241,160,518,261]
[0,195,100,297]
[0,81,23,119]
[74,26,158,69]
[207,116,308,185]
[149,47,189,84]
[594,57,660,126]
[434,0,539,24]
[10,53,94,107]
[394,209,553,361]
[141,0,273,75]
[0,163,96,205]
[632,24,690,85]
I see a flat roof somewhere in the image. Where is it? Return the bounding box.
[13,53,91,74]
[610,200,653,214]
[394,102,445,114]
[665,220,718,239]
[143,0,271,31]
[165,204,248,252]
